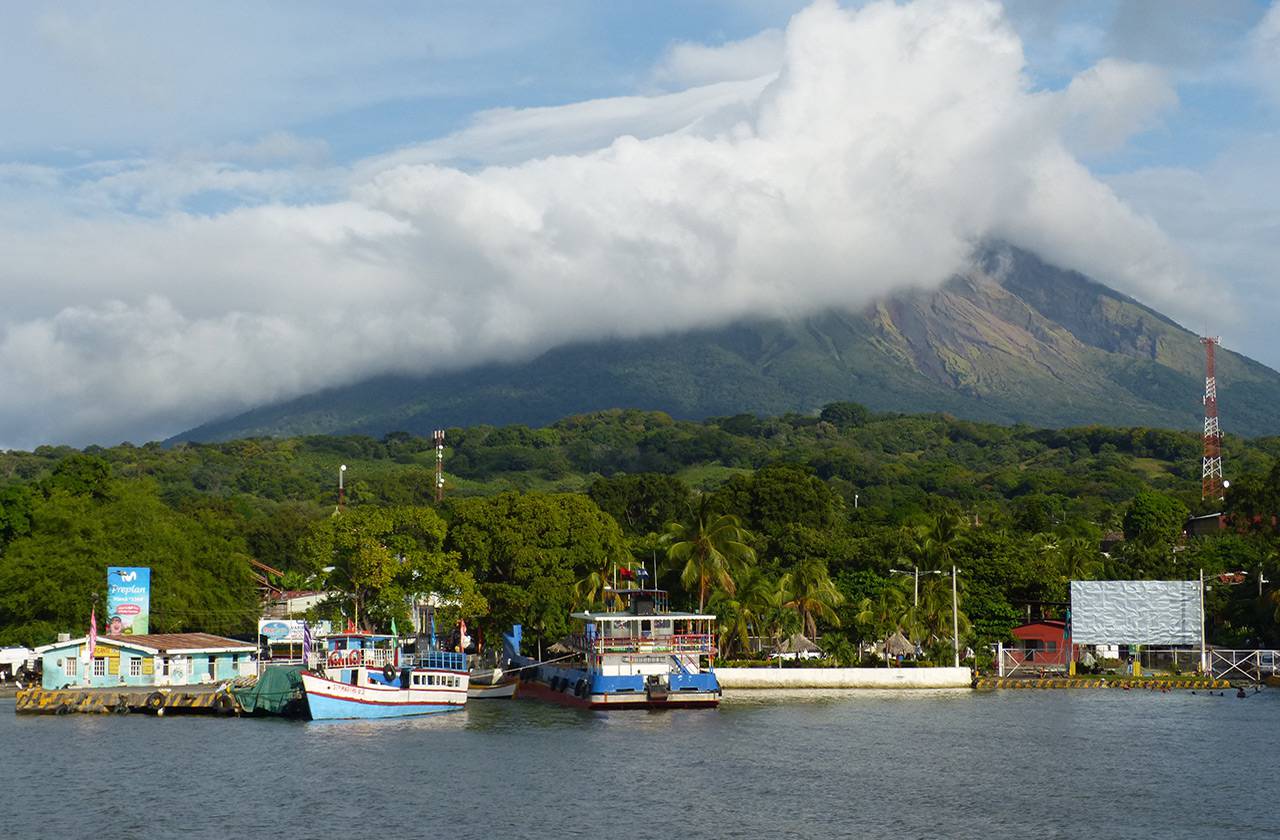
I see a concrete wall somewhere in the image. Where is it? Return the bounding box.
[716,666,972,689]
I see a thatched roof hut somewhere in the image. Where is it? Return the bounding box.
[882,631,914,658]
[773,633,822,655]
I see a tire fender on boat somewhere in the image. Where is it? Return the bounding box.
[383,664,397,682]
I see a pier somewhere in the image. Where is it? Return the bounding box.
[14,683,243,715]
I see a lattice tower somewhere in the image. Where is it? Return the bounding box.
[1201,337,1223,501]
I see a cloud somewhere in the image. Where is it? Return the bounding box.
[1254,2,1280,102]
[0,0,1214,449]
[651,29,786,88]
[1060,59,1178,154]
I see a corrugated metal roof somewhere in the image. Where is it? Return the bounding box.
[113,633,256,652]
[36,633,255,655]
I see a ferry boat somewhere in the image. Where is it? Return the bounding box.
[506,588,721,709]
[300,632,469,720]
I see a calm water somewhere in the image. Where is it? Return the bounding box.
[3,688,1277,840]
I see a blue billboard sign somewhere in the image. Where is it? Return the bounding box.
[106,567,151,635]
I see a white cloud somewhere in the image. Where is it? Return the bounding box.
[1060,59,1178,154]
[1254,2,1280,102]
[651,29,786,88]
[0,0,1217,448]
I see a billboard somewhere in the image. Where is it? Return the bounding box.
[1070,580,1201,645]
[106,567,151,635]
[257,619,331,642]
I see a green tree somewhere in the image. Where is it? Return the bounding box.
[0,481,258,645]
[781,556,844,638]
[304,505,485,631]
[663,498,757,612]
[446,492,626,646]
[1122,490,1189,546]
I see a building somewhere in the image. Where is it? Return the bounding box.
[36,633,257,690]
[1008,619,1071,668]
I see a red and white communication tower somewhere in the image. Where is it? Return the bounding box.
[1200,336,1224,501]
[433,429,445,503]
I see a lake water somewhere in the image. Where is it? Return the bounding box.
[3,688,1277,839]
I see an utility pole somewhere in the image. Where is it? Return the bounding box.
[951,565,960,668]
[338,464,347,511]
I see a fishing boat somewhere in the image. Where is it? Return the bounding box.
[300,632,468,720]
[467,653,519,699]
[506,587,721,709]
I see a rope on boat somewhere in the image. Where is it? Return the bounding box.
[503,653,579,673]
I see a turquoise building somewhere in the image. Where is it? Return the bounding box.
[36,632,257,690]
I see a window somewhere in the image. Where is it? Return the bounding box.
[65,657,77,676]
[93,658,106,677]
[129,657,141,677]
[208,658,218,680]
[162,657,170,676]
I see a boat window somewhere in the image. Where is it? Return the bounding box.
[350,670,359,686]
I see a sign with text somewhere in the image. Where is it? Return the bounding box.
[106,567,151,635]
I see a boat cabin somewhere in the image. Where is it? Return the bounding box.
[317,632,465,689]
[572,588,717,680]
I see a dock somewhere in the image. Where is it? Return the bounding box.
[972,676,1232,690]
[14,683,244,715]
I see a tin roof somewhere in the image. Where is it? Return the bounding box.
[36,632,256,655]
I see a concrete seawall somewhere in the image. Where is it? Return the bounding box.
[716,667,972,689]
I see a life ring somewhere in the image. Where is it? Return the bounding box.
[383,664,397,682]
[146,692,166,711]
[54,703,72,716]
[214,693,236,715]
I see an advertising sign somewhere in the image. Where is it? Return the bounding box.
[257,619,331,643]
[106,567,151,635]
[1070,580,1201,645]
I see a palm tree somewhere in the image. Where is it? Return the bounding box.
[662,499,756,612]
[855,581,909,643]
[711,570,780,657]
[782,556,844,638]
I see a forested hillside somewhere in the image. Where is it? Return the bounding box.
[4,404,1279,658]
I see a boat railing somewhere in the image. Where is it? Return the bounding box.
[568,633,716,655]
[321,647,466,671]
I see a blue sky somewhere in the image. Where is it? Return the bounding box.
[0,0,1277,448]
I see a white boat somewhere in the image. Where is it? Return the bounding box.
[301,632,468,720]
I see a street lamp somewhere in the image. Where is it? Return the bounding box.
[889,566,944,607]
[338,464,347,509]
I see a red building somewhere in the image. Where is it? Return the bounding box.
[1008,619,1071,667]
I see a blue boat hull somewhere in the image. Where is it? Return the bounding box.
[305,691,464,720]
[300,671,467,720]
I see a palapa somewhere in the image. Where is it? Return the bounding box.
[882,630,914,658]
[773,633,822,655]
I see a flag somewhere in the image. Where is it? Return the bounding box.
[635,566,650,579]
[391,617,399,668]
[302,620,313,665]
[346,618,356,634]
[459,618,468,653]
[430,610,437,651]
[88,606,98,662]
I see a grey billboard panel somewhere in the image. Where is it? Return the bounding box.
[1070,580,1201,645]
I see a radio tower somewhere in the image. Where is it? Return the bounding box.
[433,430,445,503]
[1200,336,1224,502]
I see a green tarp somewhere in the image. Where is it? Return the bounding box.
[232,666,304,714]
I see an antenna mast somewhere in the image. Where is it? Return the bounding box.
[1200,337,1224,502]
